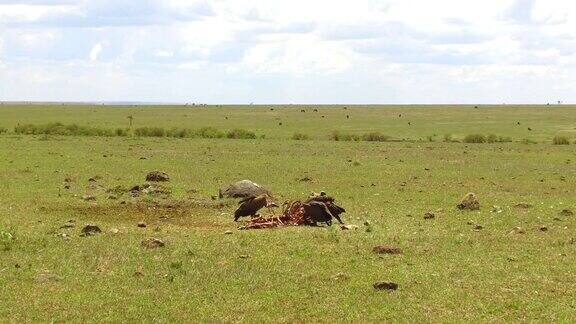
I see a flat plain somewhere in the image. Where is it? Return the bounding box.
[1,104,575,322]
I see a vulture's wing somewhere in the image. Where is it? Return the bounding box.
[308,201,334,218]
[238,196,256,205]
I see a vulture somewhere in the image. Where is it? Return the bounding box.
[304,192,345,225]
[303,201,336,226]
[234,194,278,221]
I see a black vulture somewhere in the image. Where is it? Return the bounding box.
[234,194,278,221]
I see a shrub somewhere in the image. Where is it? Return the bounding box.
[463,134,486,143]
[521,138,538,144]
[486,134,498,143]
[443,134,458,142]
[553,135,570,145]
[115,128,129,136]
[1,229,15,251]
[0,127,7,134]
[292,133,311,140]
[14,122,115,136]
[330,131,360,141]
[362,132,390,142]
[226,129,257,139]
[134,127,166,137]
[196,127,224,139]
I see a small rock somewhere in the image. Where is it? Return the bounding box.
[145,171,170,182]
[457,193,480,211]
[141,238,165,249]
[510,227,525,234]
[423,212,435,219]
[373,281,398,291]
[109,228,119,234]
[80,224,101,236]
[137,221,147,228]
[331,272,350,281]
[224,230,233,235]
[372,245,402,255]
[82,195,96,201]
[341,225,358,230]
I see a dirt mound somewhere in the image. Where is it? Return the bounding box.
[457,193,480,211]
[146,171,170,182]
[219,180,271,199]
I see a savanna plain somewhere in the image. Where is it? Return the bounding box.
[0,104,575,322]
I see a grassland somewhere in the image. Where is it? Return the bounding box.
[0,104,575,322]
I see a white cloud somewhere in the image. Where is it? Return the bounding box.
[89,42,103,62]
[0,0,575,103]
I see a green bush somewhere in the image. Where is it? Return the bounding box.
[292,133,311,140]
[196,127,224,139]
[463,134,487,143]
[443,134,458,142]
[0,127,7,134]
[134,127,166,137]
[14,122,115,136]
[521,138,538,144]
[226,129,257,139]
[553,135,570,145]
[362,132,390,142]
[115,128,130,136]
[330,131,360,141]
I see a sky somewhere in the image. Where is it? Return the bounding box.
[0,0,575,104]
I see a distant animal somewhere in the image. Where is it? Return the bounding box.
[301,109,306,113]
[279,122,282,126]
[321,115,325,118]
[346,115,350,119]
[528,127,532,131]
[408,122,411,125]
[313,109,318,112]
[517,121,520,125]
[234,194,278,221]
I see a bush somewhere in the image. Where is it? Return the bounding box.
[362,132,390,142]
[0,127,7,134]
[115,128,129,136]
[134,127,166,137]
[226,129,257,139]
[521,138,538,144]
[330,131,360,141]
[14,122,115,136]
[1,229,15,251]
[463,134,486,143]
[443,134,458,142]
[292,133,311,140]
[196,127,224,139]
[553,135,570,145]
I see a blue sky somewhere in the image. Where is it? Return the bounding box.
[0,0,575,104]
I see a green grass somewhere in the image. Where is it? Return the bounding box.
[1,104,576,322]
